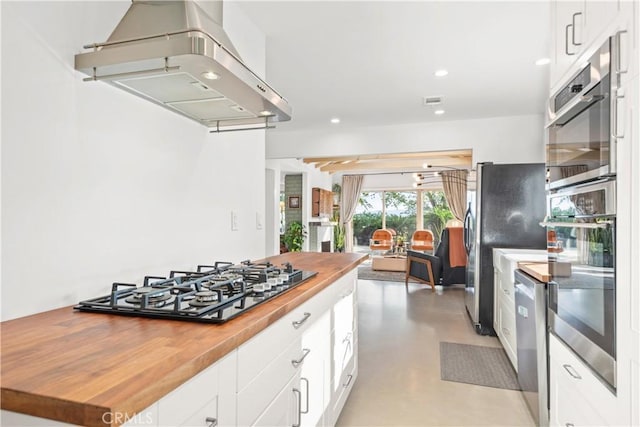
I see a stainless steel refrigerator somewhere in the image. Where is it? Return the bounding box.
[463,162,547,335]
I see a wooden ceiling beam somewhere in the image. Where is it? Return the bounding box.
[303,149,471,164]
[319,157,470,172]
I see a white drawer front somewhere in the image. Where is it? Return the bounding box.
[237,337,304,426]
[497,298,517,370]
[238,283,336,391]
[158,362,218,427]
[178,398,218,427]
[549,334,621,425]
[329,338,357,427]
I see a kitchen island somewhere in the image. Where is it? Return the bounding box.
[1,252,366,427]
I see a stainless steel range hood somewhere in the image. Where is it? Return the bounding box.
[75,0,291,132]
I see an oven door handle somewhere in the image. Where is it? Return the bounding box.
[546,94,604,128]
[539,221,612,229]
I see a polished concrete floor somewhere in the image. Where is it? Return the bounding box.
[336,279,535,427]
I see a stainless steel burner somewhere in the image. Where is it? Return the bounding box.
[124,288,172,306]
[188,290,220,307]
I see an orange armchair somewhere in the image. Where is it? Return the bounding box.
[410,230,434,252]
[369,229,394,253]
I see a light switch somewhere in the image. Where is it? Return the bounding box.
[231,211,238,231]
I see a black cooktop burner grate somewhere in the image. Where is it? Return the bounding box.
[74,260,316,323]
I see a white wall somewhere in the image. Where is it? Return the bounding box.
[0,1,267,321]
[266,114,546,165]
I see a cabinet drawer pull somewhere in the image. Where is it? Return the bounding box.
[562,364,582,379]
[292,312,311,329]
[205,417,218,427]
[571,12,582,46]
[565,24,575,56]
[566,424,575,427]
[615,30,628,75]
[292,388,302,427]
[291,348,311,367]
[300,377,310,414]
[503,288,509,295]
[613,88,625,139]
[343,374,354,388]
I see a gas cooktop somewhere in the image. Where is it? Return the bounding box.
[74,260,317,323]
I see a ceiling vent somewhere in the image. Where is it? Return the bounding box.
[423,96,443,106]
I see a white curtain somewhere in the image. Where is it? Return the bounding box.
[441,170,468,221]
[340,175,364,253]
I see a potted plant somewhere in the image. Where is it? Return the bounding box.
[334,220,345,252]
[284,221,307,252]
[331,183,345,252]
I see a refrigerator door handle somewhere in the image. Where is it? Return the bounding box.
[463,206,472,254]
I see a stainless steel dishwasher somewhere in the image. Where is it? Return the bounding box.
[514,269,548,426]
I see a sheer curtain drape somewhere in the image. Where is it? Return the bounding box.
[441,170,468,221]
[340,175,364,253]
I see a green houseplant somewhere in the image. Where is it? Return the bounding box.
[331,183,345,252]
[284,221,307,252]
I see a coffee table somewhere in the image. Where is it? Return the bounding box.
[371,255,407,272]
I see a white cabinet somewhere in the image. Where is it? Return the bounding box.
[252,374,299,427]
[551,1,585,87]
[328,276,357,426]
[492,249,547,370]
[548,334,625,426]
[301,310,331,427]
[550,0,622,89]
[237,269,358,427]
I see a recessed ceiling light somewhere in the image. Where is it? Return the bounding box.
[434,69,448,77]
[201,71,220,80]
[535,58,551,66]
[434,109,445,115]
[259,110,273,116]
[330,118,341,124]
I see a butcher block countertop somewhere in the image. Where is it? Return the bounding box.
[517,261,550,282]
[1,252,367,427]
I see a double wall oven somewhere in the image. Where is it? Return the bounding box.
[542,180,616,389]
[544,35,622,390]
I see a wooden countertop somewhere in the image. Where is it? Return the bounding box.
[0,252,367,426]
[517,261,550,282]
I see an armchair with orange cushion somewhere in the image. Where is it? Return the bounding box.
[369,229,394,253]
[410,229,434,252]
[405,227,467,290]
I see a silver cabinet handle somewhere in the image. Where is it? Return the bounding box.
[292,388,302,427]
[292,312,311,329]
[343,374,354,388]
[503,288,509,295]
[566,423,575,427]
[292,348,311,367]
[563,364,582,379]
[615,30,628,75]
[300,377,310,414]
[613,87,625,139]
[565,24,575,55]
[571,12,582,46]
[205,417,218,427]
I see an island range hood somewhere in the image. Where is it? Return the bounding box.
[75,0,291,132]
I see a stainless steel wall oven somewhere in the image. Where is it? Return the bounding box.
[546,35,624,190]
[542,179,616,390]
